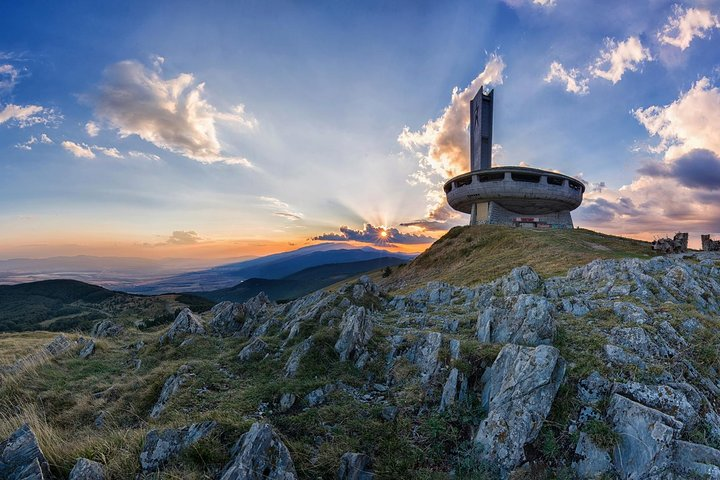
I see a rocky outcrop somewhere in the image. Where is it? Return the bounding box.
[79,339,95,359]
[475,344,566,472]
[495,265,541,296]
[0,423,52,480]
[284,337,313,378]
[149,365,193,419]
[337,452,373,479]
[1,334,71,375]
[572,432,611,479]
[607,393,682,479]
[69,457,105,479]
[210,301,244,335]
[673,440,720,479]
[140,421,217,472]
[405,332,442,384]
[91,320,123,338]
[159,308,205,344]
[237,338,268,362]
[335,306,373,366]
[220,422,297,480]
[475,294,555,346]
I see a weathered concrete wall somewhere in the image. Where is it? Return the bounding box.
[470,201,573,228]
[701,235,720,252]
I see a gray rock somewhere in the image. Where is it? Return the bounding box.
[210,301,245,335]
[284,337,313,378]
[79,340,95,359]
[381,406,398,421]
[2,335,72,375]
[613,382,697,427]
[159,308,205,344]
[335,306,373,365]
[608,327,659,358]
[577,371,610,405]
[244,292,273,318]
[496,265,541,296]
[604,344,646,369]
[406,332,442,384]
[475,344,566,472]
[476,294,555,346]
[140,421,216,472]
[305,384,336,407]
[613,302,650,324]
[0,423,51,480]
[680,318,703,337]
[438,368,462,412]
[220,422,298,480]
[237,338,268,362]
[91,320,123,338]
[607,393,682,480]
[149,364,192,419]
[68,457,105,479]
[673,440,720,479]
[572,432,611,479]
[94,411,107,429]
[337,452,373,479]
[278,393,296,412]
[449,339,461,361]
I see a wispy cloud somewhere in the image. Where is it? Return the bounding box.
[544,61,589,95]
[165,230,202,245]
[87,58,255,166]
[0,64,18,92]
[85,121,100,137]
[61,141,95,159]
[259,196,304,221]
[14,133,53,150]
[0,104,59,128]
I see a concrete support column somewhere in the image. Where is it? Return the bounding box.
[470,203,478,225]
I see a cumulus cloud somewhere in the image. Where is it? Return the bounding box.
[93,146,123,158]
[313,224,434,245]
[61,141,95,159]
[85,121,99,137]
[165,230,202,245]
[658,5,719,50]
[88,59,255,166]
[398,54,505,225]
[638,149,720,190]
[544,61,589,95]
[0,104,59,127]
[633,77,720,161]
[592,36,651,84]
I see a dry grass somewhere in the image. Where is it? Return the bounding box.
[379,225,655,293]
[0,331,66,364]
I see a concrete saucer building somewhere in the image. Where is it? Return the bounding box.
[444,89,584,228]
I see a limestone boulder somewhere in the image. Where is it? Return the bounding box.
[673,440,720,479]
[476,294,555,346]
[68,458,105,479]
[210,301,245,335]
[237,338,268,362]
[607,393,682,480]
[0,423,51,480]
[335,306,373,365]
[572,432,611,479]
[612,382,697,427]
[337,452,373,479]
[405,332,442,384]
[140,421,217,472]
[475,344,565,472]
[159,308,205,344]
[149,364,193,419]
[220,422,297,480]
[79,339,95,359]
[284,337,313,378]
[91,320,123,338]
[495,265,541,296]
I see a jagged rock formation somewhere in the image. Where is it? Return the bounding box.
[0,423,52,480]
[79,339,95,359]
[159,308,205,344]
[91,320,123,338]
[1,334,71,375]
[337,452,373,479]
[140,421,217,472]
[237,337,268,362]
[284,337,313,378]
[69,457,105,479]
[220,422,297,480]
[149,364,193,419]
[476,293,555,346]
[475,344,566,472]
[210,301,245,335]
[335,306,373,366]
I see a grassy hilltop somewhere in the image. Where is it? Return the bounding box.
[380,225,655,292]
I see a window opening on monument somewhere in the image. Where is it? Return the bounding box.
[443,183,453,193]
[569,181,583,191]
[456,176,472,187]
[477,172,504,182]
[511,172,541,183]
[547,176,564,186]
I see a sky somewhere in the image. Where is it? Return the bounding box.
[1,0,719,259]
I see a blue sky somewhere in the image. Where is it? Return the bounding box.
[1,0,719,258]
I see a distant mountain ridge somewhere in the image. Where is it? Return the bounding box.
[199,256,408,303]
[127,243,414,294]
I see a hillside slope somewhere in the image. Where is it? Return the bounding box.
[381,225,655,292]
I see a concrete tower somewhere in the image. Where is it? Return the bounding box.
[470,88,493,170]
